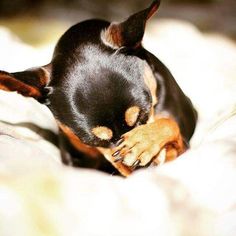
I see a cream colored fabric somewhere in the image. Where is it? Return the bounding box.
[0,20,236,236]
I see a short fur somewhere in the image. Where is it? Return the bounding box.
[0,0,197,175]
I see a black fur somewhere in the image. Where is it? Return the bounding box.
[47,19,197,150]
[48,20,153,147]
[0,1,197,172]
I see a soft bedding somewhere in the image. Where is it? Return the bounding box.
[0,20,236,236]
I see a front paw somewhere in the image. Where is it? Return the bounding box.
[112,126,160,168]
[112,119,184,169]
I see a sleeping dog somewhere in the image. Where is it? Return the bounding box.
[0,0,197,176]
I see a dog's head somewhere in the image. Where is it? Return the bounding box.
[0,0,160,148]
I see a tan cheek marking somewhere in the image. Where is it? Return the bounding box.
[125,106,140,127]
[58,122,100,158]
[92,126,113,140]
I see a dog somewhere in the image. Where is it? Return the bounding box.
[0,0,197,176]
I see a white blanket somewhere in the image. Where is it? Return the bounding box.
[0,20,236,236]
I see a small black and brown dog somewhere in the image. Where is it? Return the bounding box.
[0,0,197,176]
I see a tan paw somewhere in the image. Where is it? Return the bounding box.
[112,118,184,169]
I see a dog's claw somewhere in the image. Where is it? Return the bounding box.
[112,150,120,157]
[132,159,141,169]
[116,137,124,146]
[114,156,124,163]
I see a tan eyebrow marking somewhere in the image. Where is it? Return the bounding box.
[143,64,158,107]
[92,126,113,140]
[125,106,140,127]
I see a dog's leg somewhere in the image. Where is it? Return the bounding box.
[101,118,185,176]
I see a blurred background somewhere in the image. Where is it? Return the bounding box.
[0,0,235,47]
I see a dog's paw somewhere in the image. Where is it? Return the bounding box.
[112,124,163,168]
[112,118,183,169]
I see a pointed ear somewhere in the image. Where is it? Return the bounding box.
[101,0,160,49]
[0,64,51,102]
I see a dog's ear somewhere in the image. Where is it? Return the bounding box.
[102,0,160,49]
[0,64,51,102]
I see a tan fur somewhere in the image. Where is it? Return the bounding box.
[144,64,158,108]
[0,74,41,98]
[125,106,140,127]
[120,118,184,167]
[59,123,100,158]
[92,126,113,140]
[98,147,132,176]
[39,66,51,86]
[143,64,158,123]
[101,117,185,176]
[59,123,133,176]
[101,23,123,49]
